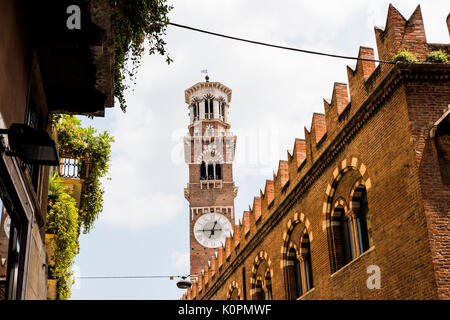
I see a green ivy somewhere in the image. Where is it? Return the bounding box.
[48,172,67,197]
[114,0,173,112]
[47,190,80,300]
[56,115,114,233]
[392,49,419,63]
[426,50,448,63]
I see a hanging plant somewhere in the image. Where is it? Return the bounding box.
[55,115,114,233]
[114,0,173,112]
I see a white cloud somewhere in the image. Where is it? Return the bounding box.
[97,0,450,229]
[97,90,185,230]
[171,251,190,272]
[102,190,182,231]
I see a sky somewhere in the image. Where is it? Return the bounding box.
[70,0,449,299]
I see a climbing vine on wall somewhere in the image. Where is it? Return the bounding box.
[114,0,173,112]
[47,175,80,300]
[47,115,113,299]
[56,115,114,233]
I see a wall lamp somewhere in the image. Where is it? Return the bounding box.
[0,123,59,166]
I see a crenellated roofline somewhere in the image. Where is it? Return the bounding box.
[182,4,450,300]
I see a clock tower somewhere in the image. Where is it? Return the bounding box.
[184,76,237,278]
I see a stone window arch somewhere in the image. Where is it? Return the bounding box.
[323,157,373,273]
[281,212,314,299]
[226,280,241,300]
[198,148,224,181]
[286,245,302,299]
[250,251,273,300]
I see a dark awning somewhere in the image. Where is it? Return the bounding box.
[25,0,114,116]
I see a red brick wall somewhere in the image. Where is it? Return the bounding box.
[404,79,450,299]
[183,5,450,300]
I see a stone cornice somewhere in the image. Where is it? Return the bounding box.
[185,82,233,104]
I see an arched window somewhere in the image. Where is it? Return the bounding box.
[200,162,207,180]
[331,206,353,270]
[355,186,371,254]
[204,99,214,119]
[255,279,265,300]
[340,210,354,265]
[207,163,214,180]
[327,166,374,273]
[301,234,314,291]
[265,271,273,300]
[216,163,222,180]
[286,247,302,299]
[204,100,208,115]
[209,99,214,115]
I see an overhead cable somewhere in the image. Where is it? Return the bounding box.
[168,22,395,64]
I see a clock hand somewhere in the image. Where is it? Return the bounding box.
[209,221,218,238]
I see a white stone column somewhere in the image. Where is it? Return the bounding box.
[200,100,206,119]
[189,105,194,123]
[213,100,219,120]
[224,105,229,123]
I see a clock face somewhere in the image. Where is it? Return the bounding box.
[194,213,233,248]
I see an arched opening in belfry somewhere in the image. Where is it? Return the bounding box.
[207,162,214,180]
[215,163,222,180]
[200,162,207,180]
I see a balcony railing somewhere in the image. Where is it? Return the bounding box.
[200,180,222,189]
[59,157,91,180]
[59,158,81,178]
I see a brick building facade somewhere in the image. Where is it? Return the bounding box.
[0,0,114,299]
[182,5,450,300]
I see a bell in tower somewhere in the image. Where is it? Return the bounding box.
[183,76,238,279]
